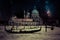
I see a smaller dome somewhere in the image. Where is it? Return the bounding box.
[32,9,39,15]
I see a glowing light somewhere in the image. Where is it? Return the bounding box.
[47,10,51,17]
[47,10,50,14]
[45,0,55,16]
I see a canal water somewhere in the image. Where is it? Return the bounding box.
[0,26,60,40]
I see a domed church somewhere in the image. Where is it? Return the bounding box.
[31,6,40,22]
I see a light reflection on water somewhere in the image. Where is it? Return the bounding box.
[0,26,60,40]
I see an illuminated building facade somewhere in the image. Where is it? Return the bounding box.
[8,6,42,26]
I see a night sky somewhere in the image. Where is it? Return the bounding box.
[0,0,60,21]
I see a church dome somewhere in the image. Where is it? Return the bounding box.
[32,6,39,15]
[32,9,39,15]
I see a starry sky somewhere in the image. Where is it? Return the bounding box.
[0,0,60,21]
